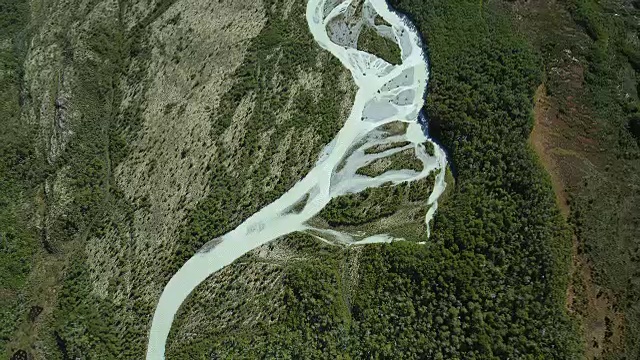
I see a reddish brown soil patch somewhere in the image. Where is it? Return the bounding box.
[568,237,625,359]
[530,84,570,217]
[531,83,624,358]
[509,0,628,354]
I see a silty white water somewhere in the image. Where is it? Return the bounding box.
[146,0,447,358]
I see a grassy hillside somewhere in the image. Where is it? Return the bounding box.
[504,0,640,358]
[563,1,640,357]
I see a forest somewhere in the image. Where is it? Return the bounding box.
[346,0,581,356]
[357,25,401,65]
[0,0,40,349]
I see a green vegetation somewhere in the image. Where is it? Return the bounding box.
[0,0,32,289]
[346,0,581,355]
[31,1,145,357]
[167,0,583,357]
[3,0,354,357]
[357,25,401,64]
[319,176,433,227]
[167,0,351,281]
[373,14,390,26]
[167,234,352,359]
[53,251,125,358]
[363,140,410,154]
[6,0,628,357]
[499,0,640,355]
[561,0,640,356]
[0,0,39,352]
[43,0,354,357]
[356,148,423,177]
[3,0,181,356]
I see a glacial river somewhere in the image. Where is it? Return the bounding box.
[146,0,447,358]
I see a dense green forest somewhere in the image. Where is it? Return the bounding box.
[358,12,579,360]
[357,25,402,64]
[358,0,581,356]
[0,0,40,350]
